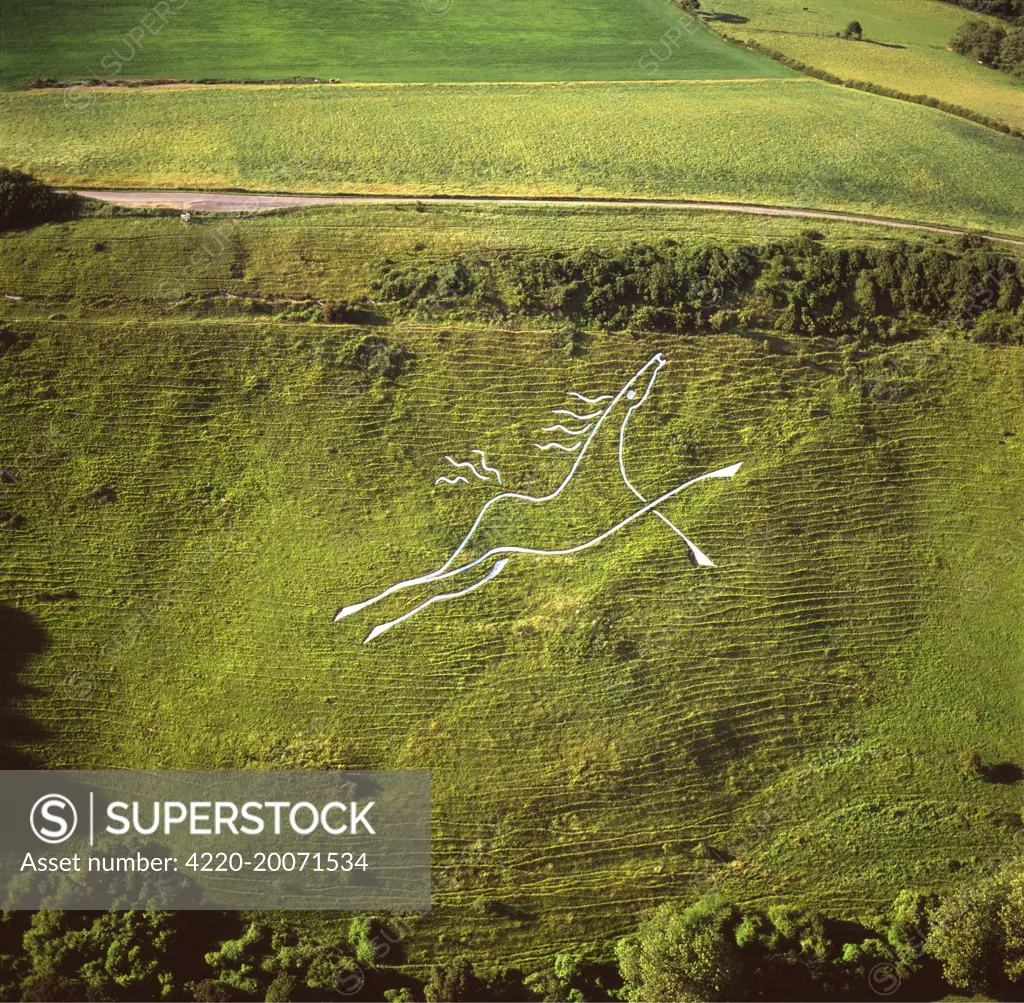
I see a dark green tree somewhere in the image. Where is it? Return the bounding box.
[926,862,1024,997]
[19,910,178,1000]
[263,971,299,1002]
[17,974,85,1002]
[1000,28,1024,72]
[0,168,79,231]
[616,898,744,1002]
[951,19,1007,65]
[423,957,484,1002]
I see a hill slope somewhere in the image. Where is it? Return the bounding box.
[1,208,1022,963]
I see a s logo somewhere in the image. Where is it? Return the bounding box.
[30,794,78,844]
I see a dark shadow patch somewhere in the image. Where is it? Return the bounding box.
[35,589,79,603]
[475,898,537,922]
[702,12,750,24]
[0,328,25,356]
[326,301,390,326]
[982,762,1023,785]
[0,605,50,767]
[861,39,907,49]
[86,485,117,504]
[0,510,26,530]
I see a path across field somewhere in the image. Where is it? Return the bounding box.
[77,190,1024,246]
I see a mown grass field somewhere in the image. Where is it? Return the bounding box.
[1,208,1023,966]
[717,0,1024,131]
[3,79,1024,237]
[0,0,790,89]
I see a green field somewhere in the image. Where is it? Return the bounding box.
[3,78,1024,237]
[2,206,1023,969]
[718,0,1024,131]
[0,0,791,89]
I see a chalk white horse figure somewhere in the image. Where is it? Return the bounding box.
[335,353,742,641]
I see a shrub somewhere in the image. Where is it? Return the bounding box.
[952,19,1006,65]
[926,862,1024,996]
[264,972,298,1002]
[1001,28,1024,73]
[0,168,79,231]
[955,748,983,776]
[17,975,86,1001]
[616,899,745,1002]
[423,958,484,1002]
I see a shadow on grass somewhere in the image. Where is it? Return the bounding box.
[702,12,750,25]
[982,761,1023,785]
[0,604,49,767]
[862,39,907,50]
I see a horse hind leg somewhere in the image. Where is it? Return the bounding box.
[363,558,510,643]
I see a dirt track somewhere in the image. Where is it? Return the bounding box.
[76,190,1024,246]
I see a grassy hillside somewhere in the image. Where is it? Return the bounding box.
[2,79,1024,236]
[0,0,790,89]
[716,0,1024,131]
[1,209,1023,966]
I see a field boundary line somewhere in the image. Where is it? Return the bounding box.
[704,23,1023,139]
[20,77,815,92]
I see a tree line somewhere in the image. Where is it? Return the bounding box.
[951,18,1024,76]
[3,855,1022,1000]
[369,235,1024,346]
[940,0,1024,25]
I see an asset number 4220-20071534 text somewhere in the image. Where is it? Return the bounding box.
[184,851,369,872]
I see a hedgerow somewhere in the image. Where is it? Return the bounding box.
[370,238,1024,345]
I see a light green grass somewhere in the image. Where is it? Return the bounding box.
[2,79,1023,236]
[1,210,1023,964]
[718,0,1024,131]
[0,0,791,89]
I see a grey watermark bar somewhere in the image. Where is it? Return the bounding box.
[0,771,430,910]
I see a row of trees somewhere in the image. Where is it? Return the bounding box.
[941,0,1024,25]
[951,19,1024,76]
[617,862,1024,1001]
[3,859,1023,1001]
[371,236,1024,345]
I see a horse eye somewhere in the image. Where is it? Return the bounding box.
[626,390,637,400]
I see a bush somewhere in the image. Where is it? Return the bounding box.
[617,899,745,1002]
[18,975,86,1001]
[423,958,484,1002]
[264,971,298,1002]
[190,978,238,1002]
[0,168,79,231]
[1001,28,1024,73]
[927,862,1024,996]
[952,19,1007,66]
[955,747,983,776]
